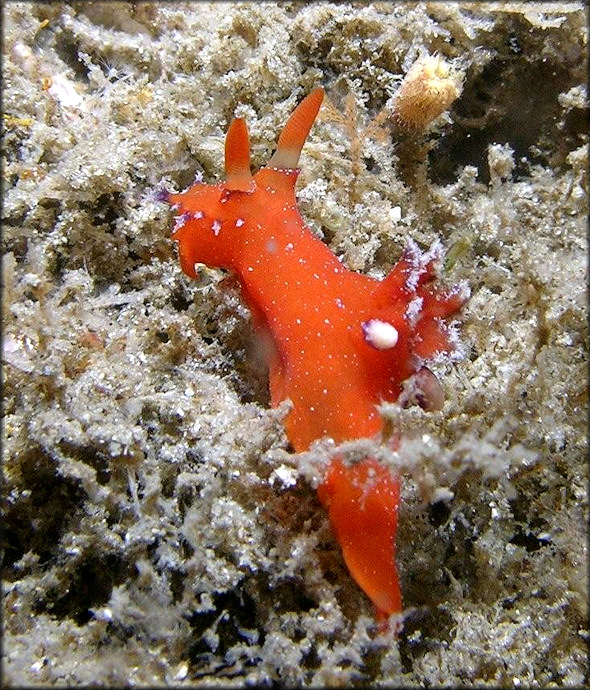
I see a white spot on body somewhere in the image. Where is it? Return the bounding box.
[362,319,399,350]
[236,218,245,227]
[212,219,222,236]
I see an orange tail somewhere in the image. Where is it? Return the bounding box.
[317,457,402,619]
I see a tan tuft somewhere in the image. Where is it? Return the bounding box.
[391,55,463,132]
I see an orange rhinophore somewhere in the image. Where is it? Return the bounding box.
[167,88,469,622]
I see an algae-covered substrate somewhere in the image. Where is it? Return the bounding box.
[2,2,588,686]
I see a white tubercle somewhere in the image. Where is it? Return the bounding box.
[362,319,399,350]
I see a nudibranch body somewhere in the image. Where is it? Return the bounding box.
[168,87,468,622]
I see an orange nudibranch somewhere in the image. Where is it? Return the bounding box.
[167,87,468,622]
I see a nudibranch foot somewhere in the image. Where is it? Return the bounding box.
[317,456,402,619]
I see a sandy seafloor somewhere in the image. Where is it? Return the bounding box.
[2,2,588,687]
